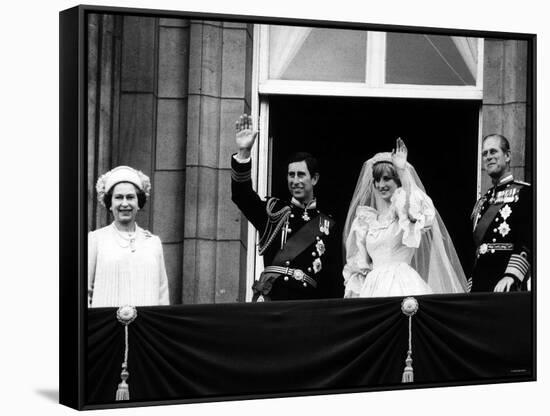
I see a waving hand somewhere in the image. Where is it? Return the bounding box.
[391,137,408,171]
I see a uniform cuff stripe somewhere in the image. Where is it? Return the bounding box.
[505,254,530,281]
[508,260,529,274]
[231,169,251,182]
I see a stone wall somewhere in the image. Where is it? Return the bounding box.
[182,21,253,304]
[87,15,253,304]
[481,39,531,193]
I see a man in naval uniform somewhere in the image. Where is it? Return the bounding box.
[231,114,343,301]
[470,134,532,292]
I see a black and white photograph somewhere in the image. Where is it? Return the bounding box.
[4,0,547,415]
[58,3,538,409]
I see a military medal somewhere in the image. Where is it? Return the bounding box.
[319,218,330,235]
[500,205,512,220]
[315,238,326,256]
[494,188,518,204]
[313,258,322,273]
[498,221,511,237]
[302,210,310,221]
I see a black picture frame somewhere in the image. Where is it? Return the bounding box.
[60,4,536,410]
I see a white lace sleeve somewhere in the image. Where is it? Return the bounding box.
[342,206,373,298]
[392,187,435,248]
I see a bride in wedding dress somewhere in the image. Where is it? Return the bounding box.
[342,138,467,298]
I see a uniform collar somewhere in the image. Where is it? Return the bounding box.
[497,174,514,186]
[291,197,317,210]
[490,174,514,199]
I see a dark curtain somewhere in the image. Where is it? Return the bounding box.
[87,292,532,405]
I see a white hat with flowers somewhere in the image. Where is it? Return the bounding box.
[95,166,151,206]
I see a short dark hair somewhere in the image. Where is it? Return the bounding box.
[483,134,510,153]
[286,152,320,177]
[372,162,402,187]
[103,182,147,210]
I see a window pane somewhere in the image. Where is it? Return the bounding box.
[386,33,478,86]
[268,26,367,82]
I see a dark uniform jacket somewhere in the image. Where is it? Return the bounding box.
[470,174,532,292]
[231,155,343,301]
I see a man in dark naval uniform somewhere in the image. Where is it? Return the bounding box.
[231,114,343,301]
[470,134,532,292]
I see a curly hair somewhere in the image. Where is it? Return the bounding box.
[103,183,147,210]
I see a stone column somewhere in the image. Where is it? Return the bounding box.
[117,16,191,305]
[87,13,120,230]
[183,21,253,304]
[150,18,191,305]
[482,39,530,192]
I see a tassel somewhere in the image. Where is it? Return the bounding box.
[401,350,414,383]
[400,297,419,384]
[115,306,138,401]
[116,366,130,401]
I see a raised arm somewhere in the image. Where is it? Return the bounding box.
[231,114,268,232]
[392,138,415,222]
[235,114,258,161]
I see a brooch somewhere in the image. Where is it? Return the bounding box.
[479,243,488,255]
[500,205,512,220]
[315,239,326,256]
[498,221,511,237]
[312,258,322,274]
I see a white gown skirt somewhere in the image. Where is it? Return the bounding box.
[359,262,433,297]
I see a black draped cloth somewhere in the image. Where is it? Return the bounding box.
[86,292,533,405]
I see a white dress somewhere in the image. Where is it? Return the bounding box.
[88,223,170,307]
[343,187,435,298]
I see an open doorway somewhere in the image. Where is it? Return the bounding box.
[268,95,479,276]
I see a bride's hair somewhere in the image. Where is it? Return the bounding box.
[372,162,402,187]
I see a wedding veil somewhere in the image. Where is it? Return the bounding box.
[343,152,468,294]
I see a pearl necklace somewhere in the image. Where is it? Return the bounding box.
[112,223,137,252]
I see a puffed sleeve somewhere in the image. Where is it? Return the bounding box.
[87,231,97,308]
[392,187,435,248]
[342,206,374,298]
[156,237,170,305]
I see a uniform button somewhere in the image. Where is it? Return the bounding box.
[290,214,295,218]
[287,228,292,233]
[491,249,495,254]
[285,260,290,266]
[303,282,307,287]
[492,238,496,242]
[307,267,312,272]
[495,218,499,222]
[493,228,497,232]
[284,276,289,281]
[316,236,320,241]
[312,252,316,257]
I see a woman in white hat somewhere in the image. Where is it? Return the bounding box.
[88,166,170,307]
